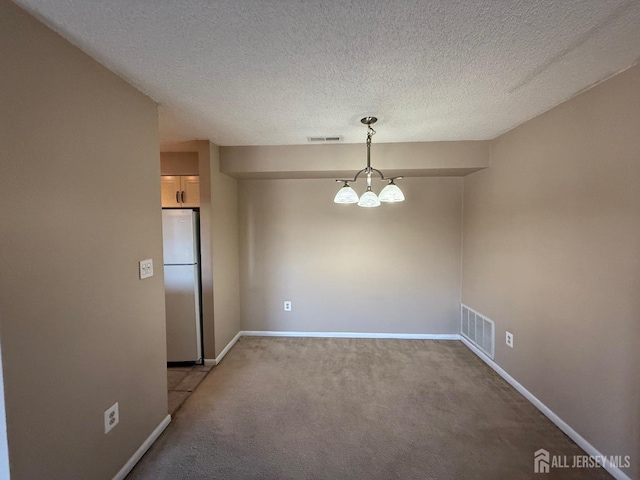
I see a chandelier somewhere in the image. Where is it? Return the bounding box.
[333,117,404,207]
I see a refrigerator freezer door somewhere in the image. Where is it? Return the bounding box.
[164,264,202,362]
[162,209,197,265]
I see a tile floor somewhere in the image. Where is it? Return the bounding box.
[167,364,213,415]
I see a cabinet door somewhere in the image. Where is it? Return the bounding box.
[161,176,182,207]
[180,176,200,207]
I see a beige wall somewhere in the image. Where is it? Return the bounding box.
[239,178,463,333]
[462,64,640,478]
[221,141,489,179]
[0,1,167,479]
[198,143,216,357]
[210,146,241,356]
[160,152,199,175]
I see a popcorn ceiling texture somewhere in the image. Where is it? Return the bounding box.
[14,0,640,146]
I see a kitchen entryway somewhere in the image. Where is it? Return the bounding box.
[167,364,212,415]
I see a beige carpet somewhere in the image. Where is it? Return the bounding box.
[127,337,611,479]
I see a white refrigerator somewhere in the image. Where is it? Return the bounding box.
[162,209,202,363]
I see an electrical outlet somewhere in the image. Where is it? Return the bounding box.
[506,331,514,348]
[104,402,119,434]
[284,301,292,312]
[139,259,153,279]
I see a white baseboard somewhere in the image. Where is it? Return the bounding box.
[215,331,242,364]
[460,337,631,480]
[202,331,243,366]
[206,331,459,365]
[241,330,461,340]
[113,414,171,480]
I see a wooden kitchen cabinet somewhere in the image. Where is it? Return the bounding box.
[161,175,200,207]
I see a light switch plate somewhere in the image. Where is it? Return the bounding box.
[139,259,153,279]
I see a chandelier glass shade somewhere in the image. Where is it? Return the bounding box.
[333,117,404,207]
[357,188,381,207]
[378,179,405,202]
[333,182,359,203]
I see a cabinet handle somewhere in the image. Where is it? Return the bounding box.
[176,191,180,204]
[181,191,185,203]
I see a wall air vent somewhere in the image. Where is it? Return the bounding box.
[307,136,343,142]
[461,304,495,359]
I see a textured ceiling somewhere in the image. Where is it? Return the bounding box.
[13,0,640,146]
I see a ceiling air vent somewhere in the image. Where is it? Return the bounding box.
[307,136,343,142]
